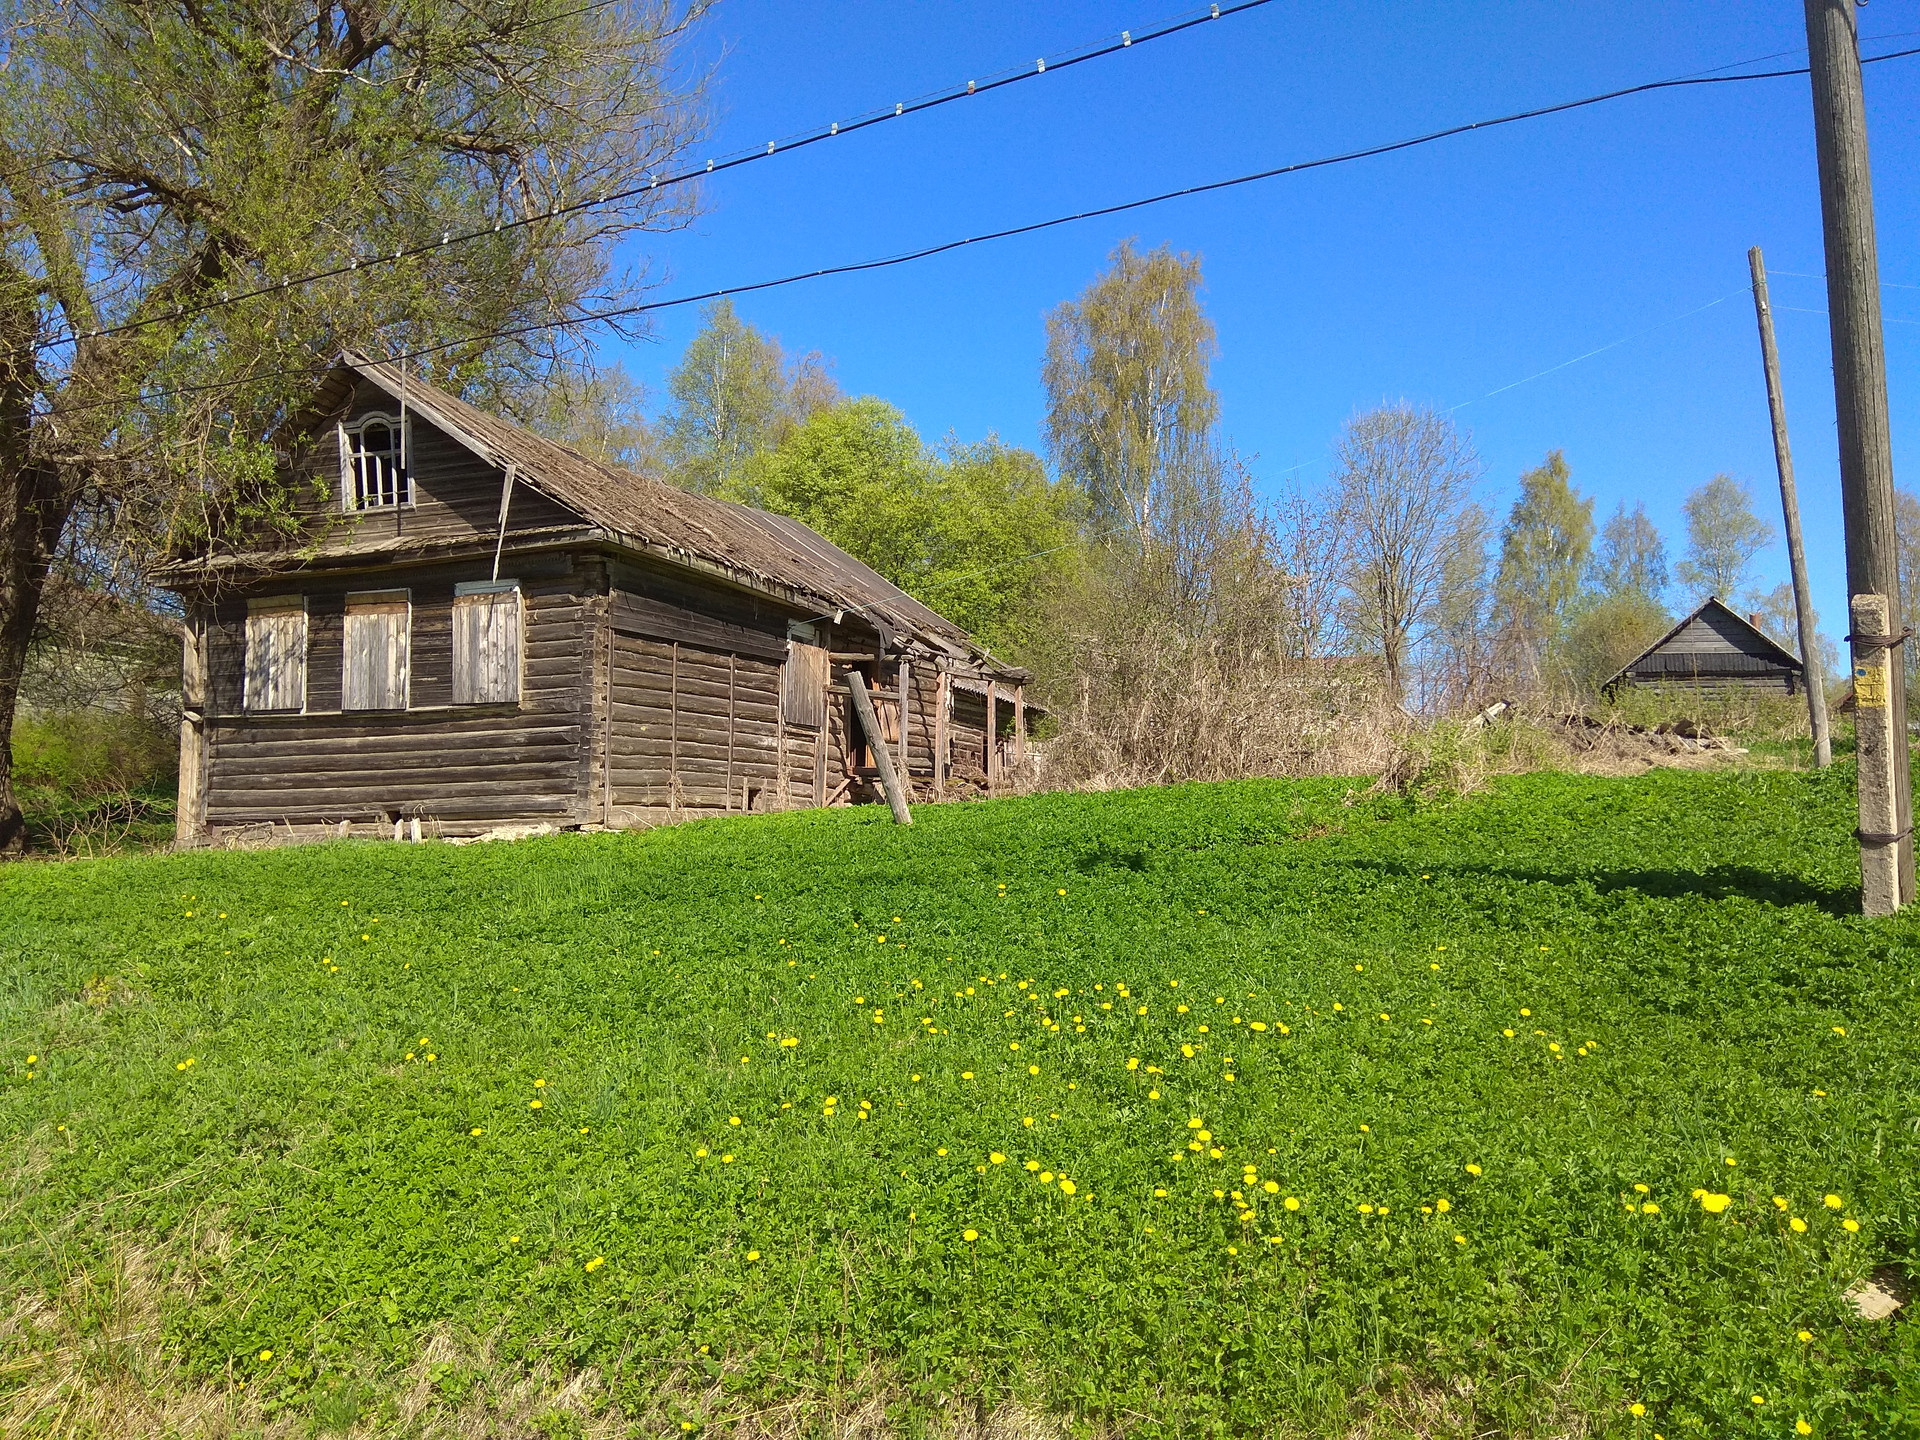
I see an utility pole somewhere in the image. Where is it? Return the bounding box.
[1804,0,1910,914]
[1747,246,1832,769]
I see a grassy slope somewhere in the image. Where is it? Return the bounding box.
[2,767,1917,1437]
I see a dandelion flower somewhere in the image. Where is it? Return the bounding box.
[1060,1179,1077,1196]
[1634,1183,1649,1194]
[530,1100,542,1110]
[1798,1330,1813,1342]
[1502,1029,1515,1038]
[1798,1422,1814,1436]
[1724,1157,1736,1167]
[963,1229,979,1242]
[936,1147,947,1156]
[585,1257,605,1272]
[1284,1196,1299,1211]
[1824,1194,1843,1209]
[1039,1171,1054,1184]
[695,1147,708,1158]
[470,1127,484,1137]
[1790,1217,1807,1232]
[1025,1160,1040,1172]
[1435,1197,1450,1213]
[1832,1026,1845,1036]
[1641,1203,1659,1214]
[961,1071,974,1080]
[1453,1234,1465,1244]
[990,1152,1005,1164]
[729,1116,741,1127]
[721,1154,734,1163]
[1263,1181,1279,1194]
[746,1250,760,1261]
[1028,1064,1039,1075]
[1842,1218,1860,1233]
[1752,1396,1765,1406]
[1148,1089,1161,1099]
[1699,1193,1732,1214]
[1465,1164,1482,1177]
[1629,1403,1645,1417]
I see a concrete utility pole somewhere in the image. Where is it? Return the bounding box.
[1803,0,1910,914]
[1747,246,1832,769]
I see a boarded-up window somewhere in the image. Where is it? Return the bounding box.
[783,639,828,729]
[244,597,307,712]
[453,582,521,704]
[343,591,411,710]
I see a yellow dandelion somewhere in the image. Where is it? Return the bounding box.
[1629,1403,1645,1417]
[1824,1194,1843,1209]
[1284,1196,1299,1211]
[585,1256,605,1272]
[990,1152,1005,1164]
[1465,1163,1482,1176]
[1842,1218,1860,1233]
[1790,1217,1807,1232]
[1699,1193,1732,1214]
[963,1229,979,1242]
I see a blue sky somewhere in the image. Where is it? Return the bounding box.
[600,0,1920,638]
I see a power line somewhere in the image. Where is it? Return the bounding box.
[33,0,1278,356]
[45,43,1920,422]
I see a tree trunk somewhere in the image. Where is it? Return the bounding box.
[0,458,77,855]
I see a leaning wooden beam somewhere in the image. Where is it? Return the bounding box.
[847,670,912,826]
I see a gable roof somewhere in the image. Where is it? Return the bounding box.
[290,354,1019,676]
[1602,595,1803,690]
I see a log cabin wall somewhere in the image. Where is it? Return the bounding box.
[195,551,595,838]
[286,378,585,545]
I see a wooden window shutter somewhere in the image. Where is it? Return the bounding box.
[453,583,521,704]
[244,597,307,712]
[343,591,411,710]
[782,639,828,729]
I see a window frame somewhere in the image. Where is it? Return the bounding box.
[342,588,413,712]
[452,580,523,706]
[243,595,308,714]
[338,411,414,512]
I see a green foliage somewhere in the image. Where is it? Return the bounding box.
[8,708,178,854]
[1042,240,1219,538]
[1675,474,1776,606]
[659,300,799,495]
[1497,450,1595,643]
[1593,499,1671,606]
[747,402,1080,656]
[2,770,1914,1435]
[1562,591,1673,700]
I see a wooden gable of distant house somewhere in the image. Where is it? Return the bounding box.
[1602,596,1804,697]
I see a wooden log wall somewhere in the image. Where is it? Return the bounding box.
[198,555,591,833]
[607,633,782,813]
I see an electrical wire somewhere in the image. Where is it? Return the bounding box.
[31,0,1277,355]
[42,42,1920,421]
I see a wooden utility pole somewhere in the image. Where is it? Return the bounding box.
[1747,246,1832,769]
[1804,0,1910,913]
[846,670,912,825]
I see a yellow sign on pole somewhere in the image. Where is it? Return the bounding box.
[1855,656,1890,709]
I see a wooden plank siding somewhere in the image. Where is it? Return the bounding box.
[287,377,585,545]
[201,562,594,834]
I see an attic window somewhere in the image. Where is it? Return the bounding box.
[341,412,411,510]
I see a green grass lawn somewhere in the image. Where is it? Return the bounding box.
[3,767,1916,1438]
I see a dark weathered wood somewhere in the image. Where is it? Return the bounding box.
[847,670,911,825]
[1748,246,1833,767]
[610,589,787,661]
[933,667,949,790]
[1014,683,1026,766]
[1805,0,1911,907]
[985,679,999,796]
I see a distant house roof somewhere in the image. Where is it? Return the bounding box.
[200,353,1024,679]
[1602,596,1803,692]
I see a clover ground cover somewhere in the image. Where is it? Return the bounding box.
[2,766,1916,1436]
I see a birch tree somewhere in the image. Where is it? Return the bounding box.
[1041,240,1218,540]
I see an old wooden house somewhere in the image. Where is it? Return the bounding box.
[162,354,1033,844]
[1602,596,1804,697]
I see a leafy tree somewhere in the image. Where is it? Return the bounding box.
[1331,403,1482,702]
[533,362,657,473]
[749,401,1078,655]
[1495,450,1594,686]
[1042,240,1218,539]
[917,439,1082,656]
[1674,474,1774,603]
[659,300,791,494]
[659,299,841,495]
[1564,591,1673,699]
[0,0,705,853]
[1592,501,1670,605]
